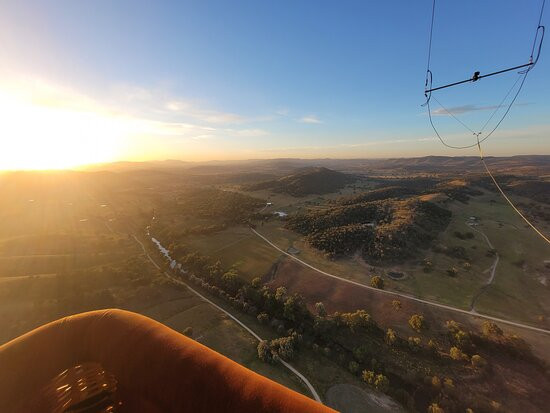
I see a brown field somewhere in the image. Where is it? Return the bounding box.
[269,258,550,363]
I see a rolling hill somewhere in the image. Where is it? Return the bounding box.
[244,167,357,196]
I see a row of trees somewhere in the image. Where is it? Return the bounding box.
[154,241,536,413]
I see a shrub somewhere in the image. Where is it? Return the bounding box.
[391,300,402,311]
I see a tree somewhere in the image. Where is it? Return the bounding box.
[270,336,296,360]
[443,378,454,390]
[315,301,327,317]
[283,294,306,322]
[453,329,471,348]
[374,374,389,392]
[490,401,501,412]
[391,300,402,311]
[449,346,467,361]
[348,361,359,374]
[408,336,421,352]
[471,354,487,368]
[370,275,384,289]
[427,339,438,354]
[257,312,269,324]
[251,277,261,288]
[207,260,223,281]
[353,345,371,363]
[221,269,242,295]
[482,321,503,337]
[182,327,193,337]
[313,317,337,338]
[385,328,397,346]
[341,310,374,332]
[257,340,272,363]
[427,403,445,413]
[362,370,375,385]
[275,286,287,301]
[408,314,425,332]
[423,258,433,273]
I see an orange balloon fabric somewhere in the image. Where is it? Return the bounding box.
[0,309,336,412]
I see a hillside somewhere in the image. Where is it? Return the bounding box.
[245,167,357,196]
[287,195,451,262]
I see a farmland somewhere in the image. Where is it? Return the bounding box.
[1,156,549,412]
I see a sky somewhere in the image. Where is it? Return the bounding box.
[0,0,548,169]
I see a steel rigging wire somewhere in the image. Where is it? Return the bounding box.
[423,0,549,245]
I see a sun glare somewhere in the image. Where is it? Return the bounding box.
[0,86,126,170]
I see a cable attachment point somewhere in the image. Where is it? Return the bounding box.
[472,71,481,82]
[422,70,433,106]
[474,132,483,159]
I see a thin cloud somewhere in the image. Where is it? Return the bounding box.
[432,102,530,116]
[299,115,322,124]
[228,128,268,137]
[164,99,245,124]
[190,134,216,141]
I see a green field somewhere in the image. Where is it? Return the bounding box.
[235,188,550,328]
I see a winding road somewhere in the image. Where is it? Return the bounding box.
[132,235,322,403]
[250,228,550,336]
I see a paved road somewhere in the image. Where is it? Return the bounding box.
[467,223,500,311]
[132,235,323,403]
[250,228,550,336]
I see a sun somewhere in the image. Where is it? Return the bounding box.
[0,86,126,170]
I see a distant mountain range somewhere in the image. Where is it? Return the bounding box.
[81,155,550,176]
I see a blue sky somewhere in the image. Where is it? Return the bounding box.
[0,0,548,166]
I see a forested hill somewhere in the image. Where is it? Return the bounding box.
[287,197,451,262]
[244,167,357,196]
